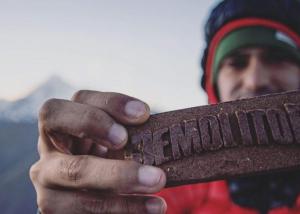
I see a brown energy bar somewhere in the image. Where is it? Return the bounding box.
[120,90,300,187]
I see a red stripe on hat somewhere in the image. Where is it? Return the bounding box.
[205,18,300,104]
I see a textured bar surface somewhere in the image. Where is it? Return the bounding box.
[124,91,300,187]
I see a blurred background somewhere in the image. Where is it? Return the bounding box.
[0,0,218,213]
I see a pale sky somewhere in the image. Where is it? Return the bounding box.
[0,0,219,111]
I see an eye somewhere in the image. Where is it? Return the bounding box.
[227,55,248,70]
[262,49,299,65]
[263,51,288,64]
[219,53,249,73]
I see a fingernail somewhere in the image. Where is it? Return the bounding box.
[125,100,147,118]
[138,166,163,187]
[108,123,127,147]
[146,198,166,214]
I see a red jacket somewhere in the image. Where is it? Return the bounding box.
[157,181,300,214]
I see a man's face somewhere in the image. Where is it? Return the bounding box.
[217,47,300,102]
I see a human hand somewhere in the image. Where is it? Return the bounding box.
[30,91,167,214]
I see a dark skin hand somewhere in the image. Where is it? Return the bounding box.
[30,91,167,214]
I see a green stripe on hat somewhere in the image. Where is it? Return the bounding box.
[213,26,300,87]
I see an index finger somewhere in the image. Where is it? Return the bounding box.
[72,91,150,125]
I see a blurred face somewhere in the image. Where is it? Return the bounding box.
[217,47,300,102]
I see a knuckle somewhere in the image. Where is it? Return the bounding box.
[71,90,87,102]
[80,110,100,134]
[100,92,112,105]
[60,156,88,185]
[108,162,123,177]
[105,163,123,185]
[81,108,98,123]
[29,161,41,183]
[74,192,105,213]
[111,163,120,178]
[122,161,139,180]
[107,161,139,190]
[38,98,59,124]
[104,92,125,106]
[31,159,51,187]
[80,108,109,133]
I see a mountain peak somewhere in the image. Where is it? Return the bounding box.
[0,75,77,122]
[32,75,73,93]
[42,75,69,87]
[47,74,62,82]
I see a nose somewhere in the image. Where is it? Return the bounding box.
[243,56,270,91]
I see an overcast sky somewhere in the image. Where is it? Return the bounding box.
[0,0,219,111]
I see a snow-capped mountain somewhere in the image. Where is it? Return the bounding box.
[0,75,77,122]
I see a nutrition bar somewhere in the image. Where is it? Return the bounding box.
[124,91,300,187]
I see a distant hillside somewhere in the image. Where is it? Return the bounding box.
[0,121,38,214]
